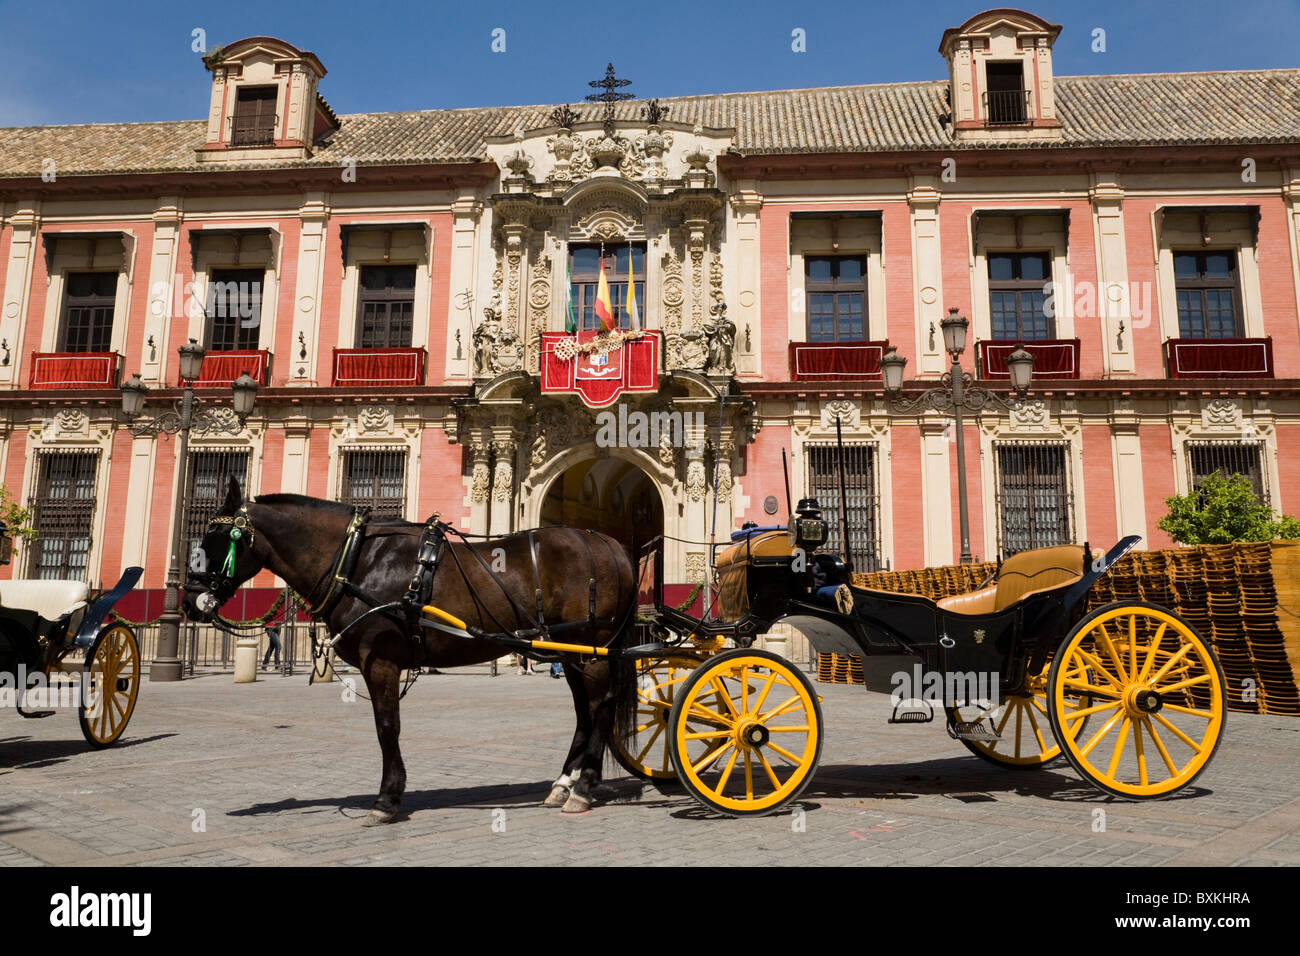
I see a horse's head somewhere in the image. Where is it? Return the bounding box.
[182,477,268,623]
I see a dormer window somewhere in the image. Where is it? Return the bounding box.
[940,8,1062,139]
[197,36,338,162]
[984,62,1028,125]
[232,86,278,147]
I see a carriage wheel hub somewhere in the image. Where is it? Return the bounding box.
[736,719,769,749]
[1127,686,1163,715]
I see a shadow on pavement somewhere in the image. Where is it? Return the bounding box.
[0,733,177,771]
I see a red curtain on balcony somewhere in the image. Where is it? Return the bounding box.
[196,350,268,386]
[1166,338,1274,378]
[979,339,1080,379]
[788,341,887,380]
[331,348,425,386]
[29,352,118,389]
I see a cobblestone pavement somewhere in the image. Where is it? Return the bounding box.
[2,668,1298,866]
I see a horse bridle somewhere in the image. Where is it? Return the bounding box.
[188,504,258,616]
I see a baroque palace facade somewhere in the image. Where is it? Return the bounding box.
[0,9,1298,611]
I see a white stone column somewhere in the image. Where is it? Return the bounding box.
[279,418,311,495]
[1109,418,1148,543]
[142,200,183,384]
[1284,172,1300,346]
[1091,179,1135,375]
[489,438,516,536]
[290,194,330,384]
[445,193,482,381]
[0,201,40,387]
[908,180,945,377]
[729,184,762,376]
[920,419,954,567]
[118,434,157,570]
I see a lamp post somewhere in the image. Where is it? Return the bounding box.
[122,339,258,682]
[881,307,1034,565]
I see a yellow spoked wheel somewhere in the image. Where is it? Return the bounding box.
[1047,602,1225,799]
[947,659,1092,769]
[613,659,697,781]
[79,624,140,749]
[667,649,822,817]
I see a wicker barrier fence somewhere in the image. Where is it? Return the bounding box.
[814,541,1300,717]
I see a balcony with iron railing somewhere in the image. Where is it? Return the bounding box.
[982,89,1031,126]
[230,123,277,148]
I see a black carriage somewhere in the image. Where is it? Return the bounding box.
[617,497,1227,816]
[0,523,143,748]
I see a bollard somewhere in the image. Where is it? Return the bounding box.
[233,637,259,683]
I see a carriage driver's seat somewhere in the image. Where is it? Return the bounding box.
[0,579,90,626]
[936,545,1085,616]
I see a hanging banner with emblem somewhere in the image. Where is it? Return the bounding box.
[540,330,659,408]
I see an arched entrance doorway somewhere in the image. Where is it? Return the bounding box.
[540,457,663,553]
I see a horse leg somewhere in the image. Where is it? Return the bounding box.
[360,655,407,826]
[545,658,591,808]
[563,660,612,814]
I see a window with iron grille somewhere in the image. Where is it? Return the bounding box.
[183,450,251,565]
[231,86,277,147]
[205,269,263,351]
[995,442,1074,556]
[28,451,99,581]
[568,244,644,331]
[806,256,866,342]
[1174,251,1243,339]
[804,443,881,571]
[60,272,117,352]
[988,252,1053,341]
[356,265,416,348]
[338,448,407,518]
[1187,440,1266,503]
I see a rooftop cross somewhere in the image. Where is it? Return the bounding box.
[585,63,634,139]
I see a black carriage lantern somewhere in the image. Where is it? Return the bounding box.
[880,308,1035,564]
[119,340,258,682]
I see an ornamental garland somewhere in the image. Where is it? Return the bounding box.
[108,588,305,629]
[551,328,645,363]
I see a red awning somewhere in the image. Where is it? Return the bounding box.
[1166,338,1274,378]
[979,339,1081,379]
[331,347,425,387]
[789,341,888,381]
[29,352,118,389]
[196,349,269,386]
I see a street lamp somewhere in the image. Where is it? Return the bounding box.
[122,339,258,682]
[881,307,1034,565]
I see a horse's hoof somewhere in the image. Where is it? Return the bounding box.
[542,785,570,808]
[561,791,593,814]
[362,808,399,826]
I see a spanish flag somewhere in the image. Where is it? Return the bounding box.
[626,250,641,331]
[594,258,614,331]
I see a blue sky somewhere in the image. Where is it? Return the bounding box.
[1,0,1297,126]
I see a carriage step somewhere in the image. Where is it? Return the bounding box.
[16,706,56,719]
[947,720,1002,742]
[889,700,934,724]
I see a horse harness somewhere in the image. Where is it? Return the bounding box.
[202,505,628,661]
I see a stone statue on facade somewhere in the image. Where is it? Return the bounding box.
[704,300,736,374]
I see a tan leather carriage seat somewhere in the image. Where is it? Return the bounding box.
[937,544,1085,615]
[0,579,89,620]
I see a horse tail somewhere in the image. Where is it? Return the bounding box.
[604,538,642,759]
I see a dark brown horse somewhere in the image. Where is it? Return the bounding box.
[182,479,638,825]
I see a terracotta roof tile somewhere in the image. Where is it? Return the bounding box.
[1,69,1296,179]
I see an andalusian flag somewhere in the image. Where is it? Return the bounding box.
[565,263,577,333]
[594,257,614,331]
[626,248,641,330]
